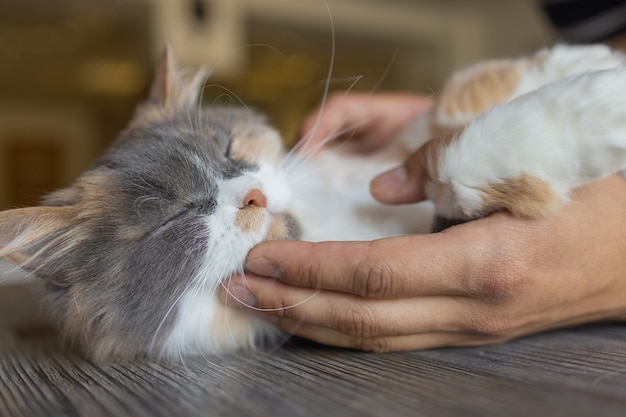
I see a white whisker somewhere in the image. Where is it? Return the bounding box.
[369,47,398,93]
[221,281,321,313]
[210,93,237,107]
[193,74,210,132]
[204,84,251,112]
[281,115,374,172]
[239,43,289,60]
[288,74,366,161]
[293,0,336,155]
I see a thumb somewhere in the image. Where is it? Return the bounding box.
[370,134,453,205]
[370,147,430,204]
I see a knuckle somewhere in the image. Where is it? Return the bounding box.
[335,304,379,339]
[465,241,531,304]
[473,272,520,303]
[465,315,516,336]
[302,262,321,289]
[353,245,399,298]
[352,337,392,353]
[267,289,304,320]
[271,294,292,319]
[295,243,324,288]
[304,241,346,289]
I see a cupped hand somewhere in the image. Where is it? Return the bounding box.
[223,174,626,352]
[298,92,433,154]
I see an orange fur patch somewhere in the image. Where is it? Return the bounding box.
[437,60,523,126]
[479,173,560,218]
[230,133,283,165]
[265,215,289,240]
[235,206,265,233]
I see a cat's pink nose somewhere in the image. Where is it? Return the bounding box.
[243,188,267,208]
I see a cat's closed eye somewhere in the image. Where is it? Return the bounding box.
[166,203,205,224]
[224,138,234,158]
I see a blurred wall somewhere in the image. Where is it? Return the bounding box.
[0,0,556,210]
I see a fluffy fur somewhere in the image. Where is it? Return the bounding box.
[0,44,624,361]
[426,45,626,224]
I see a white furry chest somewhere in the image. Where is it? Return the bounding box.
[290,149,433,241]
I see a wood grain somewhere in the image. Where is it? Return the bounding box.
[0,286,625,417]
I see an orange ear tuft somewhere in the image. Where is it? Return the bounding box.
[147,45,208,109]
[0,206,76,270]
[148,44,177,106]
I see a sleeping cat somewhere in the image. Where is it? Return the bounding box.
[0,44,624,361]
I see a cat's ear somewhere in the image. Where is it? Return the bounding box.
[148,45,208,109]
[0,206,75,276]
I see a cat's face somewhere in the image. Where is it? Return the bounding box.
[0,48,299,360]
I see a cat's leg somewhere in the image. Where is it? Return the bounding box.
[427,67,626,227]
[433,44,626,131]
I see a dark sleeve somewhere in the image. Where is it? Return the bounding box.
[541,0,626,42]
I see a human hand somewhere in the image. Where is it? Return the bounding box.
[298,92,433,154]
[223,174,626,352]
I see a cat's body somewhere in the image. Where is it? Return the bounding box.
[0,44,625,361]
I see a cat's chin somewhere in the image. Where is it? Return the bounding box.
[158,292,284,360]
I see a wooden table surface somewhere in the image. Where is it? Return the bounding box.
[1,284,625,417]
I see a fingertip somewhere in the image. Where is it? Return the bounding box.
[224,284,258,308]
[246,240,312,279]
[370,165,425,204]
[245,256,281,279]
[370,166,407,202]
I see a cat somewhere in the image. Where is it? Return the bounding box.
[0,43,624,361]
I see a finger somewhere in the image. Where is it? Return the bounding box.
[224,274,610,353]
[223,274,470,338]
[272,318,498,353]
[298,93,362,154]
[298,109,344,153]
[369,157,425,204]
[267,300,610,353]
[245,228,490,299]
[370,135,452,204]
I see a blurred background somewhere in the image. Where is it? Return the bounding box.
[0,0,556,211]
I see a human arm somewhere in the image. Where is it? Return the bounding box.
[298,92,433,154]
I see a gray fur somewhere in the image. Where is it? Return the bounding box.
[26,106,272,359]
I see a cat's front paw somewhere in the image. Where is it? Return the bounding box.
[425,129,567,229]
[427,171,564,231]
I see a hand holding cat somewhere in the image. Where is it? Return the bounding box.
[225,76,626,352]
[225,173,626,352]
